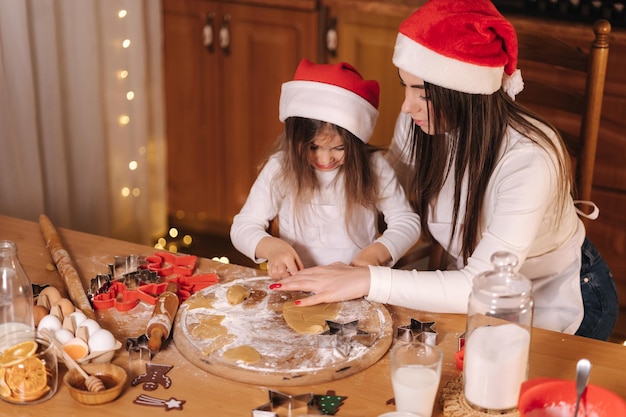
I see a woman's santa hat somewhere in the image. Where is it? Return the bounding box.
[279,59,380,143]
[393,0,524,99]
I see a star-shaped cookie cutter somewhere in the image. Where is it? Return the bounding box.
[318,320,375,357]
[252,389,317,417]
[397,318,438,345]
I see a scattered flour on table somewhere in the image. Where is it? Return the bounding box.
[179,277,380,373]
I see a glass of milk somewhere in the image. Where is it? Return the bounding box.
[390,341,443,417]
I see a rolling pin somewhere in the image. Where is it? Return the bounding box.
[38,214,96,320]
[147,282,180,352]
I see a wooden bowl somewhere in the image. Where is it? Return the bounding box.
[63,363,127,405]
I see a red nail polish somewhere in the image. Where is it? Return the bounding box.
[294,300,301,306]
[269,283,281,289]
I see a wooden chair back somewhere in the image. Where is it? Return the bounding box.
[514,18,611,207]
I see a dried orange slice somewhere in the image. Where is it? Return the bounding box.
[4,356,48,396]
[0,340,37,368]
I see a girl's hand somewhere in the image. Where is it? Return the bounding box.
[256,236,304,279]
[271,263,371,306]
[351,242,392,267]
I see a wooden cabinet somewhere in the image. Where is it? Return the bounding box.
[322,0,626,341]
[162,0,320,235]
[322,1,421,147]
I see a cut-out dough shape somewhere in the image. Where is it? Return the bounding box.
[282,300,341,334]
[222,345,261,364]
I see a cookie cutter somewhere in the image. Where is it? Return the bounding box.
[88,256,160,307]
[126,333,152,363]
[252,390,317,417]
[143,252,197,277]
[397,317,438,345]
[112,254,148,279]
[93,281,139,311]
[318,320,374,358]
[137,274,219,305]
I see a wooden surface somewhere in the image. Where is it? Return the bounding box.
[1,214,625,416]
[174,277,393,386]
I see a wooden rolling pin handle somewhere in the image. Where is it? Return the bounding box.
[146,282,179,352]
[148,327,165,352]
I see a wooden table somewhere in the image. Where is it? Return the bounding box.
[1,214,624,416]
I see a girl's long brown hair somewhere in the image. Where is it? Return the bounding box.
[263,117,383,239]
[405,86,571,263]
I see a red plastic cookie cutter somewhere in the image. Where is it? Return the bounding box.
[169,274,219,302]
[137,274,219,304]
[92,281,140,312]
[143,252,198,277]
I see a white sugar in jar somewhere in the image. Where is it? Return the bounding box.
[463,251,534,413]
[464,323,531,409]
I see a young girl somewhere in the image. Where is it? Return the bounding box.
[230,59,420,279]
[272,1,618,340]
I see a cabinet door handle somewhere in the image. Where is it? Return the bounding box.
[203,12,215,51]
[219,14,231,54]
[326,16,338,56]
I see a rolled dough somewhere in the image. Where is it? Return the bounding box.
[282,300,341,334]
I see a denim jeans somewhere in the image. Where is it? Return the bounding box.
[574,237,619,341]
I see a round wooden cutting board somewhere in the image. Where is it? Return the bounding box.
[173,276,393,386]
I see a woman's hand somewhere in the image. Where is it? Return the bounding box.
[256,236,304,279]
[271,263,371,306]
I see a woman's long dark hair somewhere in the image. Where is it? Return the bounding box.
[406,86,571,263]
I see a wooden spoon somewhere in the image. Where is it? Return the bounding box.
[42,329,105,392]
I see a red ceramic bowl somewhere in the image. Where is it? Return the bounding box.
[518,378,626,417]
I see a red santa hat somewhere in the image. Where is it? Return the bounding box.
[279,59,380,143]
[393,0,523,98]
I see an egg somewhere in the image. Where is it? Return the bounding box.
[79,318,101,337]
[39,286,62,306]
[87,329,116,352]
[68,311,87,330]
[63,337,89,360]
[54,328,74,345]
[55,298,76,317]
[37,314,62,333]
[33,305,49,327]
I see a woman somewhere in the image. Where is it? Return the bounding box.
[271,0,618,340]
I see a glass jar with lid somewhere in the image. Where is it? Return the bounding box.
[463,251,534,413]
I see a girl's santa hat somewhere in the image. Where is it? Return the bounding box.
[279,59,380,143]
[393,0,524,99]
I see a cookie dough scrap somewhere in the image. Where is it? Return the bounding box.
[189,314,234,355]
[282,300,341,334]
[187,293,217,310]
[222,345,261,364]
[226,285,250,305]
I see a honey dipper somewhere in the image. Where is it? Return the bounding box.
[43,329,106,392]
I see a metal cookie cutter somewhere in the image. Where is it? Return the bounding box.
[126,333,152,363]
[252,390,316,417]
[397,317,438,345]
[318,320,374,358]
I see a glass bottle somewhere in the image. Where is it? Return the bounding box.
[463,251,534,413]
[0,240,35,340]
